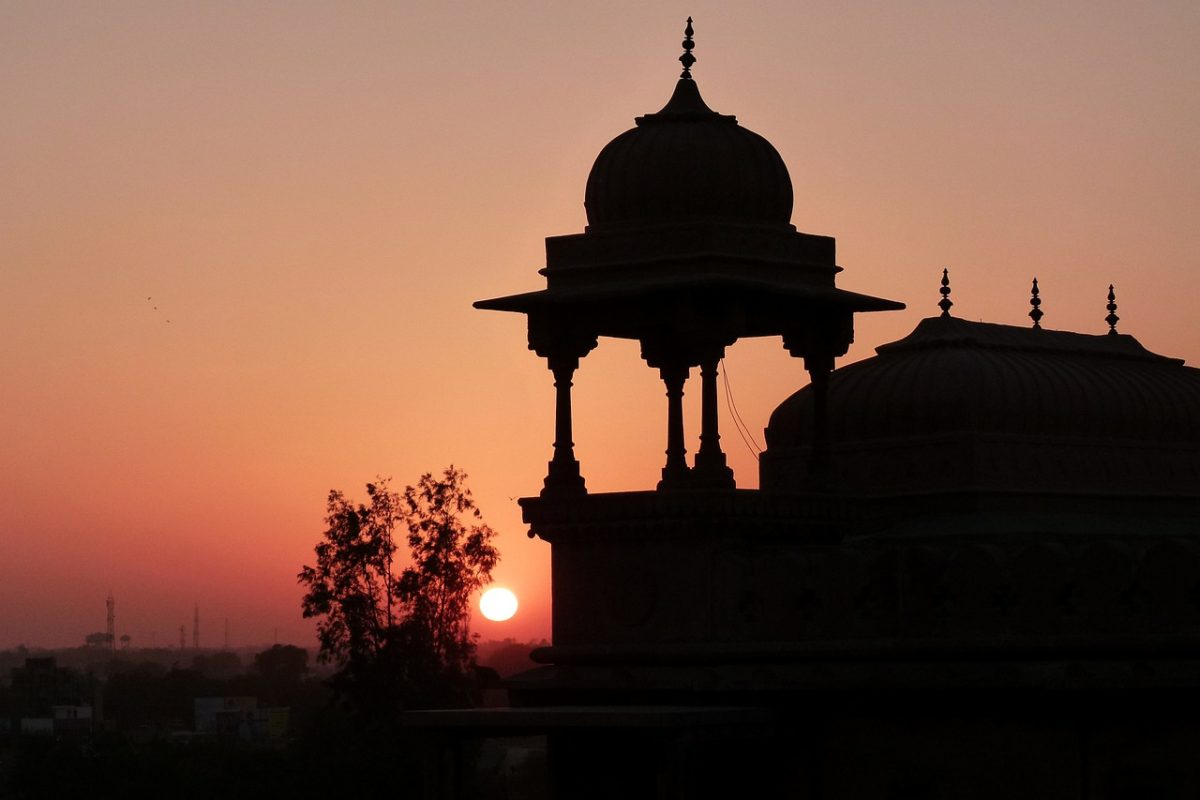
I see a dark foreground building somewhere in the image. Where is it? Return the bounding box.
[419,21,1200,799]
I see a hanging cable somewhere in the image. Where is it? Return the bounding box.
[723,374,758,460]
[720,358,762,460]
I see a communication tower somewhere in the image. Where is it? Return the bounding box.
[193,604,199,649]
[105,591,115,652]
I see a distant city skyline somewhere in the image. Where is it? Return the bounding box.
[3,2,1198,648]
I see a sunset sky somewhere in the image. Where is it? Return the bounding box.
[2,2,1197,649]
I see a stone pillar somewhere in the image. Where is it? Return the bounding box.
[544,353,586,496]
[804,352,834,479]
[658,363,692,490]
[783,311,853,490]
[530,318,597,498]
[692,350,735,488]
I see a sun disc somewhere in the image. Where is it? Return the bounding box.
[480,587,518,622]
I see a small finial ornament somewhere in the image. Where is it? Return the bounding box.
[938,268,953,317]
[1105,284,1120,335]
[1029,277,1043,329]
[679,17,696,79]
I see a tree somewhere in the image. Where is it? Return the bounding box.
[298,466,498,710]
[397,467,500,675]
[254,644,309,686]
[192,650,242,679]
[298,480,401,672]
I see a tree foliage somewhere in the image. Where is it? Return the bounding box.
[254,644,309,685]
[298,466,498,710]
[298,481,400,670]
[398,468,500,671]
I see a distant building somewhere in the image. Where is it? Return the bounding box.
[50,704,92,736]
[254,707,290,743]
[194,696,257,736]
[8,657,93,727]
[194,696,289,744]
[19,718,54,737]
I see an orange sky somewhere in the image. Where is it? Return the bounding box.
[2,2,1197,649]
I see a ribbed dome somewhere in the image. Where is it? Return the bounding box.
[584,78,794,229]
[762,316,1200,496]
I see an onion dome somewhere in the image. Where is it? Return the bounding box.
[583,20,793,230]
[762,316,1200,499]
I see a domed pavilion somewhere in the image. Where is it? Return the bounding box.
[476,17,901,493]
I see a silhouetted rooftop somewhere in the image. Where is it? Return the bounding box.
[764,316,1200,498]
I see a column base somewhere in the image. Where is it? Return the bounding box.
[692,449,735,489]
[691,465,736,490]
[542,459,587,497]
[657,465,693,492]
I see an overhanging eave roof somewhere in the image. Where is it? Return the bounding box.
[474,276,904,315]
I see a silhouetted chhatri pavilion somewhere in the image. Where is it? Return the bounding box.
[421,20,1200,799]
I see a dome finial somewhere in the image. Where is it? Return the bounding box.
[679,17,696,79]
[938,268,953,317]
[1029,277,1044,329]
[1106,284,1120,335]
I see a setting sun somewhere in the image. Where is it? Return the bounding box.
[479,587,518,622]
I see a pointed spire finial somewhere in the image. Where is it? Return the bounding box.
[679,17,696,79]
[938,268,953,317]
[1105,284,1120,335]
[1029,277,1043,329]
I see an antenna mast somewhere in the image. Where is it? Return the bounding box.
[106,591,116,652]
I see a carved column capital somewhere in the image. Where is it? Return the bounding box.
[527,314,597,363]
[782,310,853,363]
[782,313,851,491]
